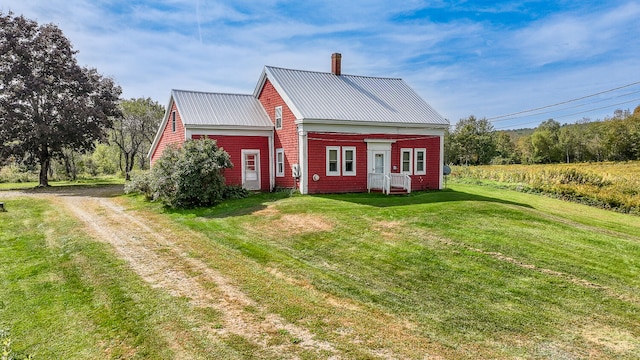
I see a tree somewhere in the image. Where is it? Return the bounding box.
[112,98,164,180]
[531,119,562,163]
[493,131,518,164]
[450,116,496,165]
[0,13,121,186]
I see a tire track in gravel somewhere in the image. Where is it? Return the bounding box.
[51,192,341,359]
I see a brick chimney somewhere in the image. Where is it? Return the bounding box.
[331,53,342,75]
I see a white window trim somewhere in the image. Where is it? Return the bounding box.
[275,106,283,130]
[326,146,340,176]
[171,111,176,132]
[342,147,356,176]
[276,148,284,177]
[414,148,426,175]
[400,148,413,175]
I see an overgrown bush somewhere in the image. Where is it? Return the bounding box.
[223,185,250,200]
[0,163,37,183]
[126,138,247,208]
[124,170,153,199]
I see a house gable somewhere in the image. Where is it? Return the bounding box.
[257,79,298,188]
[149,100,186,165]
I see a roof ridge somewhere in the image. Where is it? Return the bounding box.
[264,65,403,81]
[172,89,252,97]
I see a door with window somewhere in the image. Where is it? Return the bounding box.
[373,152,385,173]
[242,150,260,190]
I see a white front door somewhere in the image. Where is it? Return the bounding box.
[373,152,385,174]
[242,150,260,191]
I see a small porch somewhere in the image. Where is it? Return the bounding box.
[367,173,411,195]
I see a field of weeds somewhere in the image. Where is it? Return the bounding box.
[451,161,640,215]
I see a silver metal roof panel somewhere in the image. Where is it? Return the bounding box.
[172,90,272,127]
[263,66,448,127]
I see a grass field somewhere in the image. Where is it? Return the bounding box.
[1,184,639,358]
[450,161,640,215]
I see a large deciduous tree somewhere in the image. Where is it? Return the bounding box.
[450,116,496,165]
[0,12,121,186]
[113,98,164,180]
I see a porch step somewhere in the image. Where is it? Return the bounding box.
[388,188,408,195]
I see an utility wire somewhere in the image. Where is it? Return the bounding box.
[494,97,640,130]
[490,89,640,123]
[486,80,640,121]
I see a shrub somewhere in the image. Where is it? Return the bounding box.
[223,185,251,200]
[135,139,236,208]
[124,170,153,199]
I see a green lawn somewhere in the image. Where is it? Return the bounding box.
[2,183,639,359]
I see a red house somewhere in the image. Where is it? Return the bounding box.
[149,54,449,195]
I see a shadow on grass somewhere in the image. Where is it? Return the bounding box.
[166,192,291,219]
[167,188,531,220]
[17,184,125,198]
[313,188,532,209]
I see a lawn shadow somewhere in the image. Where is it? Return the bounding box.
[19,184,125,198]
[166,192,290,219]
[313,188,533,209]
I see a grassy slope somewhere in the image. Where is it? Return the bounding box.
[2,183,639,359]
[166,184,640,358]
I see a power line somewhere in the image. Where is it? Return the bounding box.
[486,80,640,121]
[494,97,640,130]
[490,89,640,123]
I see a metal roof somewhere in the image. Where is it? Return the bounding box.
[259,66,448,127]
[172,89,272,127]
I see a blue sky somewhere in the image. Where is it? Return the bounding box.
[3,0,639,129]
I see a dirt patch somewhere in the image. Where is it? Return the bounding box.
[582,324,638,354]
[252,206,333,235]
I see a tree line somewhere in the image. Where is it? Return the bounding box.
[446,106,640,165]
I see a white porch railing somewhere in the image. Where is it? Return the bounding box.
[368,173,411,194]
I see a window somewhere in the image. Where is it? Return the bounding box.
[400,148,412,174]
[342,147,356,176]
[414,148,426,175]
[276,148,284,177]
[275,106,282,130]
[171,111,176,132]
[326,146,340,176]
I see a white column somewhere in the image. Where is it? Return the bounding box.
[298,129,308,194]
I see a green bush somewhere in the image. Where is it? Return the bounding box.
[124,170,153,199]
[130,138,241,208]
[223,185,251,200]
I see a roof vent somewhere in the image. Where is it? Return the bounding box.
[331,53,342,75]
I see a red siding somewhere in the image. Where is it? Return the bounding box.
[306,133,441,194]
[150,102,186,165]
[194,135,271,192]
[258,80,298,189]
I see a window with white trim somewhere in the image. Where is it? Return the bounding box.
[400,148,412,174]
[276,148,284,177]
[342,147,356,176]
[326,146,340,176]
[171,111,176,132]
[275,106,282,130]
[414,148,426,175]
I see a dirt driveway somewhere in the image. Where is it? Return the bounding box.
[1,186,343,359]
